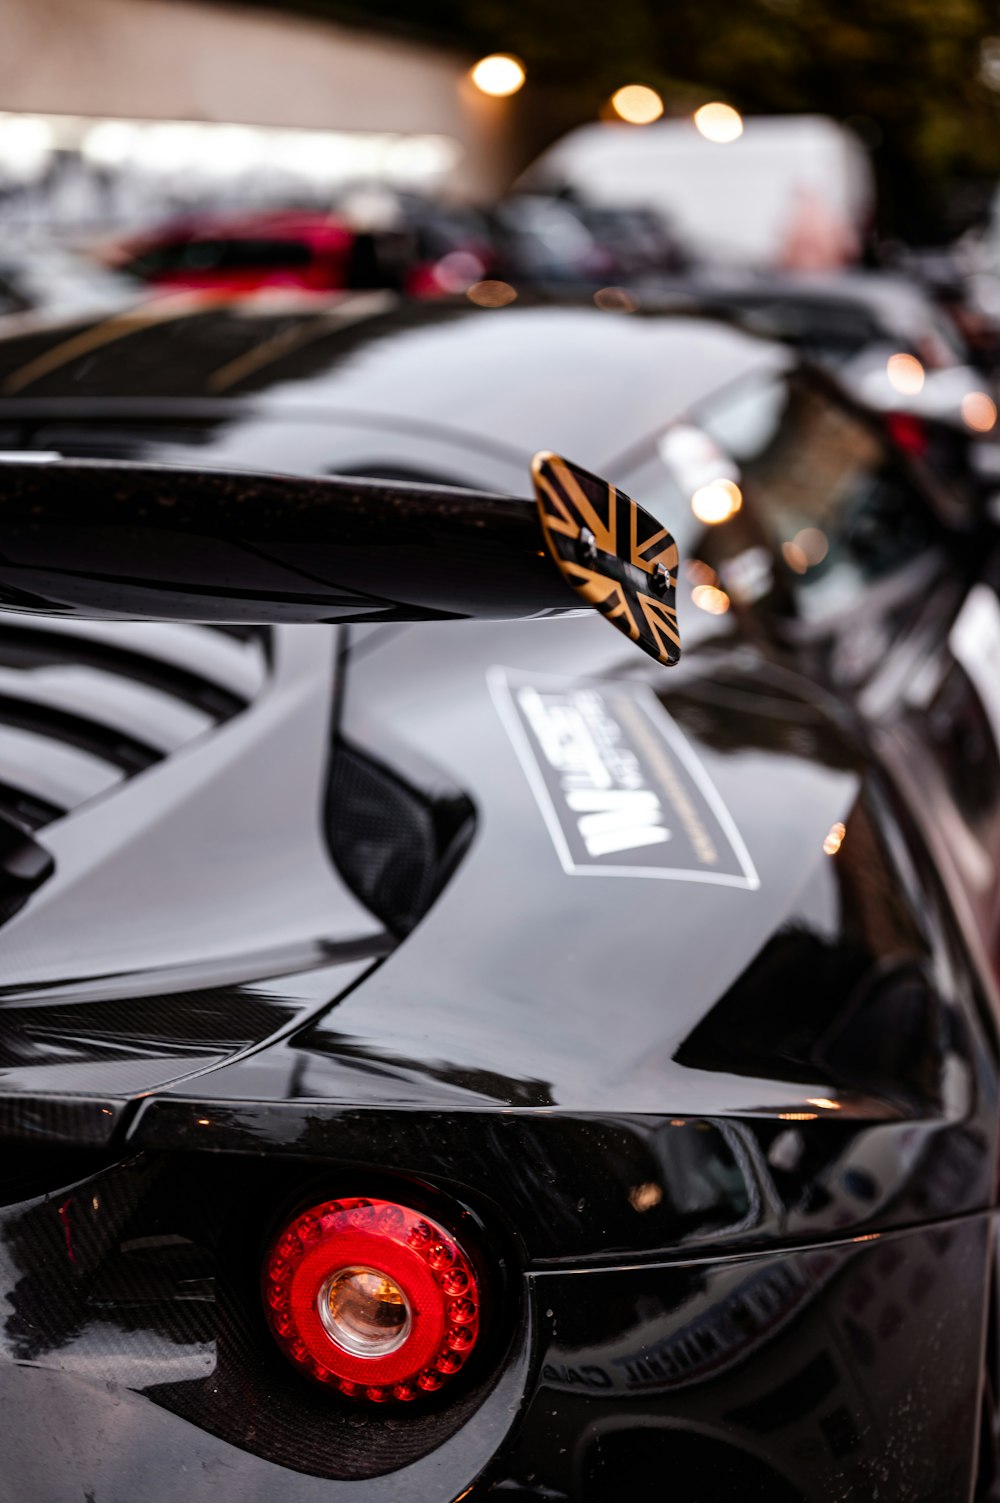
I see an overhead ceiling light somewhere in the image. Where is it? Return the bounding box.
[693,102,744,143]
[886,352,925,396]
[691,478,743,525]
[961,390,997,432]
[470,54,526,98]
[610,85,664,125]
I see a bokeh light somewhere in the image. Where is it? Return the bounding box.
[628,1181,663,1212]
[691,584,731,615]
[684,558,717,586]
[782,540,808,574]
[886,352,925,395]
[611,85,665,125]
[693,103,744,143]
[961,390,998,432]
[793,527,829,565]
[782,528,828,575]
[691,478,742,524]
[470,55,526,98]
[594,286,638,312]
[433,250,486,293]
[823,822,846,856]
[467,279,517,307]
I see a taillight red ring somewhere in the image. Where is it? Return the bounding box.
[264,1197,481,1403]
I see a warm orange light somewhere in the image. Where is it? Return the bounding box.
[794,526,828,565]
[961,390,998,433]
[466,279,517,308]
[778,1112,818,1121]
[886,352,925,396]
[470,54,525,98]
[806,1098,842,1110]
[610,84,664,125]
[823,821,846,856]
[684,557,717,586]
[628,1182,663,1212]
[691,584,731,615]
[594,285,638,312]
[691,477,742,524]
[693,102,744,143]
[784,530,830,572]
[782,540,808,574]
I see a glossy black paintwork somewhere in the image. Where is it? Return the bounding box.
[112,618,995,1267]
[0,298,784,460]
[0,1148,530,1484]
[0,298,995,1499]
[507,1215,992,1502]
[0,1142,989,1500]
[0,954,384,1144]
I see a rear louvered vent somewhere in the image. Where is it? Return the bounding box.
[0,614,269,834]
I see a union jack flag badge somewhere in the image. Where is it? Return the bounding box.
[531,450,681,668]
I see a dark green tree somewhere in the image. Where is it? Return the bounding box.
[254,0,1000,237]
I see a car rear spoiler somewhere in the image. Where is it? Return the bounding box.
[0,449,680,666]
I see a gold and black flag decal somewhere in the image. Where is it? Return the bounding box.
[532,450,681,668]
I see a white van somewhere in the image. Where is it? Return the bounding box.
[520,114,875,270]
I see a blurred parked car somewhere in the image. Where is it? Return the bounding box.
[888,240,1000,373]
[641,268,966,370]
[0,238,140,320]
[491,194,685,287]
[113,210,358,294]
[0,296,998,1499]
[342,189,499,297]
[642,268,1000,505]
[489,193,614,284]
[572,200,689,279]
[114,197,502,300]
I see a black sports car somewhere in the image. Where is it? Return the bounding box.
[0,295,997,1502]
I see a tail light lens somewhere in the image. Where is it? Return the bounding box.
[263,1196,481,1403]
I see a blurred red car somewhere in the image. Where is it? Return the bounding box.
[114,211,357,294]
[114,200,503,300]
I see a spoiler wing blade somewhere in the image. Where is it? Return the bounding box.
[0,451,680,666]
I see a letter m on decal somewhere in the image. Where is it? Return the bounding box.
[564,790,671,858]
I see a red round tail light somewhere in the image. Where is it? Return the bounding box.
[263,1197,481,1403]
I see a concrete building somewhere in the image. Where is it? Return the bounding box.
[0,0,520,224]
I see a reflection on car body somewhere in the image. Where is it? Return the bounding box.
[0,295,997,1500]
